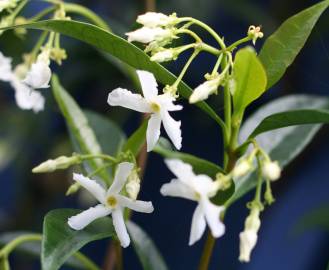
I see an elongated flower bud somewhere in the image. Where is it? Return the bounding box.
[150,49,175,62]
[32,155,81,173]
[126,27,172,44]
[137,12,177,28]
[125,169,141,200]
[189,75,223,103]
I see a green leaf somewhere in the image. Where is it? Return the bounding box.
[84,110,126,157]
[0,232,84,269]
[259,0,329,89]
[229,95,329,204]
[249,109,329,138]
[7,20,223,126]
[51,75,110,183]
[233,47,267,117]
[122,119,148,157]
[126,221,168,270]
[154,138,224,177]
[42,209,114,270]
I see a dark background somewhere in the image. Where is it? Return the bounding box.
[0,0,328,269]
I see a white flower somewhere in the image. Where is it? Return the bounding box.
[0,52,14,81]
[0,0,19,12]
[262,160,281,181]
[126,27,172,44]
[10,78,45,113]
[150,49,175,63]
[189,75,222,104]
[108,70,182,151]
[23,50,51,89]
[67,162,154,248]
[239,229,258,262]
[232,160,252,178]
[137,12,177,28]
[160,159,225,245]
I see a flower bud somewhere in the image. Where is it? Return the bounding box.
[50,48,67,65]
[0,52,13,82]
[150,49,175,62]
[232,160,252,178]
[125,169,141,200]
[32,155,81,173]
[248,25,264,45]
[14,17,28,36]
[0,0,19,12]
[66,182,81,196]
[262,160,281,181]
[126,27,173,44]
[189,75,223,104]
[137,12,177,28]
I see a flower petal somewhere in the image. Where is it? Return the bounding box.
[117,195,154,213]
[112,209,130,248]
[107,162,134,195]
[11,79,45,113]
[73,173,106,204]
[0,52,14,82]
[189,204,206,245]
[164,159,195,184]
[146,113,161,152]
[22,61,51,89]
[161,111,182,150]
[107,88,152,113]
[201,197,225,238]
[160,179,196,201]
[67,204,111,230]
[136,70,158,99]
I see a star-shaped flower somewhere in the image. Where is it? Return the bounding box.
[67,162,154,248]
[108,70,182,151]
[160,159,225,245]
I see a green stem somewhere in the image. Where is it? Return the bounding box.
[28,6,55,22]
[226,36,252,51]
[80,154,118,163]
[198,233,216,270]
[177,28,202,43]
[9,0,28,19]
[30,31,48,61]
[255,156,263,203]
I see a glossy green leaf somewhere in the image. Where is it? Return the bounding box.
[229,95,329,204]
[42,209,114,270]
[7,20,223,126]
[0,232,84,269]
[51,75,110,183]
[233,47,267,117]
[249,109,329,138]
[122,119,148,157]
[154,138,224,177]
[127,221,168,270]
[259,0,329,88]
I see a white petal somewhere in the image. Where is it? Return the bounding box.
[0,52,14,82]
[22,61,51,89]
[189,204,207,245]
[117,195,154,213]
[73,173,107,204]
[164,159,195,184]
[193,175,219,198]
[136,70,158,99]
[157,94,182,111]
[107,162,134,195]
[146,113,161,152]
[68,204,111,230]
[161,111,182,150]
[160,179,196,201]
[107,88,151,113]
[112,209,130,248]
[137,12,170,27]
[11,79,45,113]
[201,198,225,238]
[126,27,169,43]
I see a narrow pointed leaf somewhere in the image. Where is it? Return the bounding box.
[52,75,110,183]
[127,221,168,270]
[249,109,329,138]
[4,20,223,126]
[229,95,329,204]
[42,209,114,270]
[259,0,329,88]
[233,47,267,117]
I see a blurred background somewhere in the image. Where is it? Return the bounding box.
[0,0,328,269]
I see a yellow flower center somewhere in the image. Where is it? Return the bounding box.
[194,191,201,200]
[106,196,117,208]
[150,102,161,113]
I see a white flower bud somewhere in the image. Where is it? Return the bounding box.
[137,12,177,28]
[248,25,264,45]
[262,161,281,181]
[150,49,175,62]
[239,229,258,262]
[0,0,19,12]
[189,75,223,104]
[125,169,141,200]
[126,27,172,44]
[0,52,13,82]
[232,160,252,178]
[32,156,81,173]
